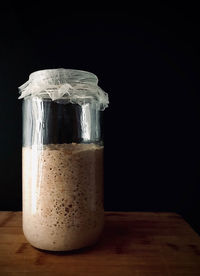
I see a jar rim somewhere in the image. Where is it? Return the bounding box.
[29,68,98,84]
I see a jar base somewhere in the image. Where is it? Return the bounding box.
[27,234,101,252]
[23,224,103,252]
[31,239,100,253]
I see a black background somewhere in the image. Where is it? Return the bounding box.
[0,3,200,233]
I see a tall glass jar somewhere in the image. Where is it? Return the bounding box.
[19,69,109,251]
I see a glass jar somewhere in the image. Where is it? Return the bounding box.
[19,69,109,251]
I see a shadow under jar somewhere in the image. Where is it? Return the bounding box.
[19,69,109,251]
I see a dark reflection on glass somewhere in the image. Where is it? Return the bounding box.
[23,97,103,147]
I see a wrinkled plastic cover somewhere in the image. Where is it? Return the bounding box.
[18,69,109,111]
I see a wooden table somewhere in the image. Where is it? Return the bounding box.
[0,212,200,276]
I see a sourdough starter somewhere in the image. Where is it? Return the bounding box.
[22,143,104,251]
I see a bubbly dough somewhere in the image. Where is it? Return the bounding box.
[23,143,104,251]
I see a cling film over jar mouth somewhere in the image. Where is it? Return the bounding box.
[18,68,109,111]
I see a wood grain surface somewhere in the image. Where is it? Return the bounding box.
[0,212,200,275]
